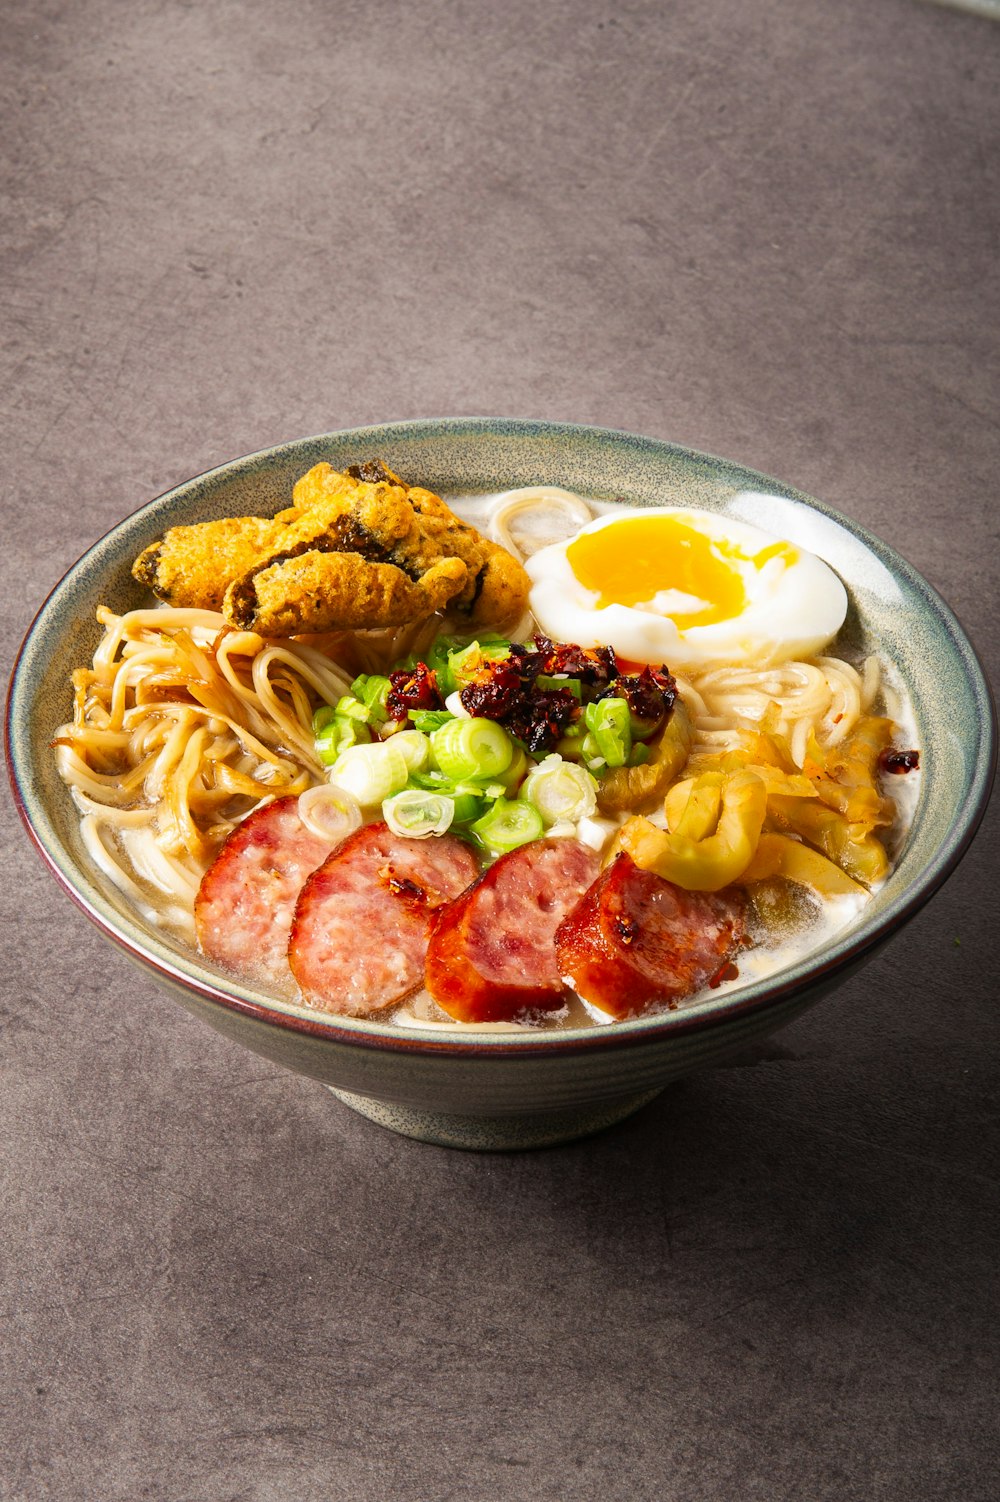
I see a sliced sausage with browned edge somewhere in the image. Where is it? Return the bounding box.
[425,839,601,1024]
[195,795,343,986]
[289,823,479,1016]
[555,851,747,1019]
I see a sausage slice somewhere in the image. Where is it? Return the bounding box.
[555,852,747,1019]
[289,823,479,1016]
[195,796,342,986]
[425,839,601,1024]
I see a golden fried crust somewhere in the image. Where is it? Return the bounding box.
[131,459,530,634]
[274,462,359,523]
[224,550,468,636]
[131,516,285,611]
[467,544,533,629]
[405,487,531,625]
[284,480,420,555]
[273,464,530,625]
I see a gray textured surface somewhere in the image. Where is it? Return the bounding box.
[2,1,998,1499]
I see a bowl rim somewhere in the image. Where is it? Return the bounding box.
[6,415,997,1059]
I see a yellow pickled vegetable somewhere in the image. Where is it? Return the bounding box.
[664,773,723,840]
[767,795,890,886]
[802,717,896,827]
[685,749,816,800]
[613,769,767,892]
[737,833,867,898]
[825,716,895,784]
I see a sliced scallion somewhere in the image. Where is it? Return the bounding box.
[329,741,409,806]
[583,697,632,768]
[425,637,460,698]
[444,691,471,719]
[449,791,488,825]
[382,788,454,839]
[410,708,454,734]
[297,784,363,844]
[407,768,449,792]
[448,637,512,688]
[312,705,338,734]
[536,674,582,699]
[431,716,514,782]
[390,729,432,774]
[350,674,392,725]
[520,754,598,826]
[493,743,528,792]
[336,694,371,724]
[445,639,485,688]
[315,714,371,765]
[470,797,544,855]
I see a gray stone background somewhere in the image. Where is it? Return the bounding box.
[3,1,997,1498]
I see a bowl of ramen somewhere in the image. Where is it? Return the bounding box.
[6,418,995,1150]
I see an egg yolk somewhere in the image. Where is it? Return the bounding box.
[565,515,796,629]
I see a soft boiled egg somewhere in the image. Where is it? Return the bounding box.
[525,507,848,670]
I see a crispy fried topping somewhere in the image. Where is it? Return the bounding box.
[131,461,530,637]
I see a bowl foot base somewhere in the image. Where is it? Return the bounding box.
[326,1086,664,1151]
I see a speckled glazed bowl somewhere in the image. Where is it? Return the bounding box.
[7,419,996,1149]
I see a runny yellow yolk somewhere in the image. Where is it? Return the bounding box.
[565,515,797,629]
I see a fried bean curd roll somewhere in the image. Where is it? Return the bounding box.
[132,516,286,611]
[404,486,530,628]
[281,461,531,629]
[278,464,420,556]
[133,458,529,637]
[275,460,366,521]
[274,457,406,522]
[224,546,468,636]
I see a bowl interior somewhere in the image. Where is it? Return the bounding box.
[8,417,996,1048]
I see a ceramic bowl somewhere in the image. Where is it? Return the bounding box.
[7,419,996,1150]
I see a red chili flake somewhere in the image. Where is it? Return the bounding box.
[455,634,676,755]
[504,641,546,682]
[611,664,678,728]
[544,638,617,688]
[878,748,921,775]
[459,658,523,719]
[378,865,428,903]
[709,960,740,989]
[386,661,444,720]
[593,645,619,681]
[457,654,581,752]
[613,914,637,946]
[508,637,617,690]
[505,687,579,753]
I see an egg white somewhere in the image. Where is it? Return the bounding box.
[525,507,849,670]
